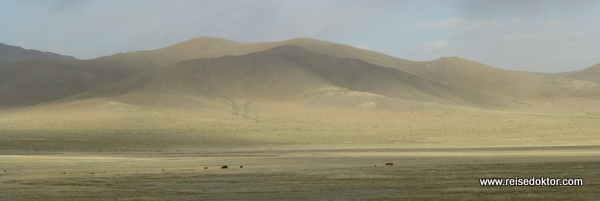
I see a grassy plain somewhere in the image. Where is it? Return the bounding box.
[1,107,599,200]
[1,147,599,200]
[2,105,599,150]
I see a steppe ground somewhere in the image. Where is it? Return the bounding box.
[1,110,599,200]
[1,146,599,200]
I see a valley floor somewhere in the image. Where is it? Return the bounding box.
[1,146,599,200]
[1,108,599,200]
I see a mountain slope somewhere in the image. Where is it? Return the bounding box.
[0,37,294,107]
[112,37,412,70]
[121,37,596,100]
[569,63,600,84]
[61,45,496,114]
[397,57,598,99]
[0,43,76,63]
[0,56,152,106]
[1,37,596,108]
[275,39,599,99]
[1,38,599,134]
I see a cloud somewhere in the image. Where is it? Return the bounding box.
[481,33,556,44]
[419,18,504,30]
[416,39,448,51]
[546,19,569,27]
[453,0,600,19]
[480,30,598,44]
[39,0,88,13]
[419,18,574,32]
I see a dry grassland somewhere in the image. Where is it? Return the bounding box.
[2,102,599,200]
[1,147,599,200]
[2,106,598,150]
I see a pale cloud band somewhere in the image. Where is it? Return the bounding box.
[415,40,448,52]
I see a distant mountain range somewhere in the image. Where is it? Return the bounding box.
[1,37,599,129]
[0,43,76,63]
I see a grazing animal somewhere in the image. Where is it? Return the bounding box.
[240,165,243,168]
[63,172,66,174]
[221,166,228,169]
[161,169,165,171]
[385,163,394,166]
[374,165,377,167]
[90,172,95,175]
[3,170,6,173]
[204,167,208,169]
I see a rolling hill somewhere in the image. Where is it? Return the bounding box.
[0,56,152,106]
[112,37,413,70]
[568,63,600,84]
[0,43,76,63]
[0,37,599,122]
[54,45,498,120]
[397,57,598,99]
[125,37,597,100]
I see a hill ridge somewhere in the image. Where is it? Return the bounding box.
[0,43,77,63]
[0,37,598,110]
[568,63,600,84]
[57,44,501,114]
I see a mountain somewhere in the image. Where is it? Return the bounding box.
[0,44,506,131]
[0,37,599,135]
[0,56,151,107]
[0,37,415,107]
[101,37,599,100]
[112,37,411,70]
[62,45,494,112]
[0,37,597,109]
[0,43,76,63]
[271,39,598,99]
[396,57,598,99]
[0,37,277,107]
[569,63,600,84]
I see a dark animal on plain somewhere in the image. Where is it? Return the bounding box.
[3,170,6,173]
[385,163,393,166]
[161,169,165,171]
[374,165,377,167]
[221,166,228,169]
[90,172,95,175]
[240,165,243,168]
[204,167,208,169]
[63,172,66,174]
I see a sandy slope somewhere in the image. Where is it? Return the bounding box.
[569,63,600,84]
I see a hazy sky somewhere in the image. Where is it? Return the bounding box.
[1,0,599,72]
